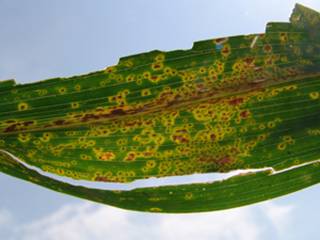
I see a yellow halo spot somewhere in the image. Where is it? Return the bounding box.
[257,134,267,141]
[199,67,207,74]
[285,85,297,91]
[151,62,164,71]
[80,154,92,160]
[155,54,165,62]
[309,92,319,100]
[58,87,67,94]
[141,89,151,96]
[126,74,135,82]
[40,132,52,142]
[88,140,96,147]
[280,33,288,43]
[116,75,124,83]
[257,95,264,101]
[282,135,294,144]
[136,79,142,85]
[100,80,108,87]
[123,60,134,67]
[122,89,130,95]
[71,102,80,109]
[164,67,172,75]
[18,133,31,143]
[271,88,280,96]
[277,143,286,151]
[259,123,266,130]
[18,102,29,111]
[184,192,194,200]
[105,66,116,73]
[221,44,231,57]
[149,207,162,212]
[267,121,276,128]
[99,151,115,161]
[143,71,151,79]
[74,84,81,91]
[116,138,127,145]
[146,160,156,169]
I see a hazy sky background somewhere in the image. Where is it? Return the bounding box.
[0,1,320,239]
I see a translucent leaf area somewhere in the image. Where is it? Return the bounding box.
[0,4,320,213]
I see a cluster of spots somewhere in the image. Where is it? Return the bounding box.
[277,135,295,151]
[41,165,90,180]
[26,149,37,158]
[5,69,318,183]
[307,128,320,136]
[40,132,53,142]
[266,118,282,129]
[18,133,31,143]
[232,58,256,74]
[160,111,179,127]
[3,84,273,182]
[2,120,36,133]
[193,146,240,171]
[190,95,250,127]
[158,161,173,176]
[93,148,115,161]
[123,151,137,161]
[171,127,191,144]
[108,89,130,106]
[133,128,164,146]
[1,27,314,136]
[191,103,217,122]
[214,37,229,54]
[144,160,157,171]
[87,125,114,137]
[80,154,92,160]
[268,84,298,97]
[94,170,136,182]
[35,89,48,96]
[38,158,75,168]
[77,137,96,149]
[151,54,165,72]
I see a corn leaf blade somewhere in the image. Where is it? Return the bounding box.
[0,4,320,213]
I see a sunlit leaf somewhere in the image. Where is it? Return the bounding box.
[0,4,319,213]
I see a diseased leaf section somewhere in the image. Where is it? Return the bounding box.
[0,4,319,213]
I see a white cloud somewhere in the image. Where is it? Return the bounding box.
[0,208,14,240]
[0,208,12,227]
[263,202,294,234]
[4,200,293,240]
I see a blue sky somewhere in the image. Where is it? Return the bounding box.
[0,0,320,239]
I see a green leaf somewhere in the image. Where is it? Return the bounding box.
[0,4,320,213]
